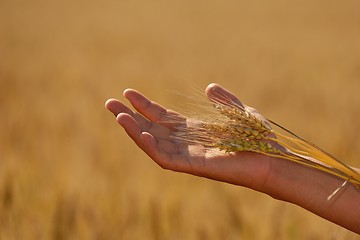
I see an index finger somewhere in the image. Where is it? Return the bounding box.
[124,89,185,125]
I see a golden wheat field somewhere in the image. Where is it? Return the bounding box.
[1,0,360,239]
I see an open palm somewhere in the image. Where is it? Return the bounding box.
[105,84,272,188]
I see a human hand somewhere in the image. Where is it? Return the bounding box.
[105,84,274,189]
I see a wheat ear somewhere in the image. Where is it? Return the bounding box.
[171,94,360,192]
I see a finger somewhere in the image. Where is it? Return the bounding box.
[105,98,133,116]
[117,111,178,159]
[106,96,177,150]
[139,132,175,170]
[116,113,144,149]
[123,89,185,125]
[105,98,153,131]
[205,83,244,108]
[140,132,195,172]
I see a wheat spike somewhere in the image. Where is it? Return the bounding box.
[170,94,360,192]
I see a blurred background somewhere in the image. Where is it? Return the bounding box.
[1,0,360,239]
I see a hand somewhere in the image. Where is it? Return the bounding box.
[105,83,360,233]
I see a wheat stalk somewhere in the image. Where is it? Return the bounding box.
[170,93,360,196]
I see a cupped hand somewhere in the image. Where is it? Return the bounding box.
[105,84,272,190]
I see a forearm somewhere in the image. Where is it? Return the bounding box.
[263,158,360,233]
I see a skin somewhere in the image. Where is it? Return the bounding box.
[105,83,360,234]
